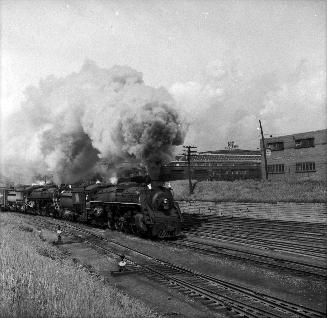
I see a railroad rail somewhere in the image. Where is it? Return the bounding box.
[17,213,326,318]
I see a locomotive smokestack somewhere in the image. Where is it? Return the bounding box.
[145,159,164,188]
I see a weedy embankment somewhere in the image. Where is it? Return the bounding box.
[0,213,161,318]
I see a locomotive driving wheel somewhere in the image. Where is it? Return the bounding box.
[129,223,138,234]
[116,217,126,232]
[107,208,116,230]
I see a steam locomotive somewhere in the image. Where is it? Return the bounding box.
[0,177,182,238]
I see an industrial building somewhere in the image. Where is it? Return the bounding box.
[261,129,327,181]
[161,149,261,181]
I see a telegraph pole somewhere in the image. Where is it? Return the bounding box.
[183,145,197,194]
[259,120,268,180]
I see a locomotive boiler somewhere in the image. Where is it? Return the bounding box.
[87,177,182,238]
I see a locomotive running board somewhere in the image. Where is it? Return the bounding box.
[104,202,141,205]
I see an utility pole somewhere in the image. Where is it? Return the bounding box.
[183,145,197,194]
[259,120,268,180]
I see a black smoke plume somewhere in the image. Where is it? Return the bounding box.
[2,61,187,184]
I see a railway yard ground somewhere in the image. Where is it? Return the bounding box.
[1,205,327,318]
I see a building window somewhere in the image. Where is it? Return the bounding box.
[296,162,316,173]
[267,142,284,151]
[267,164,285,174]
[295,138,314,149]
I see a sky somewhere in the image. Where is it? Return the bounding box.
[1,0,326,160]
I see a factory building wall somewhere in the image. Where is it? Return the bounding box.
[261,129,327,181]
[161,162,261,181]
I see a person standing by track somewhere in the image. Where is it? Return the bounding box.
[118,255,127,272]
[56,225,62,244]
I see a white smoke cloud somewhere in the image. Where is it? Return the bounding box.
[1,61,186,184]
[170,58,326,150]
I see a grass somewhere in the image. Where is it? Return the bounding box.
[0,213,161,318]
[171,180,327,203]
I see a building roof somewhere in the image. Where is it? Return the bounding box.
[170,149,262,166]
[199,149,261,155]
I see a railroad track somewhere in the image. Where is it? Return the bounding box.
[18,214,326,318]
[182,214,327,236]
[183,223,327,244]
[184,230,327,259]
[184,226,327,246]
[182,214,327,230]
[182,214,327,258]
[163,237,327,280]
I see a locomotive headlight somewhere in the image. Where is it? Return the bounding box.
[163,198,170,210]
[94,207,103,216]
